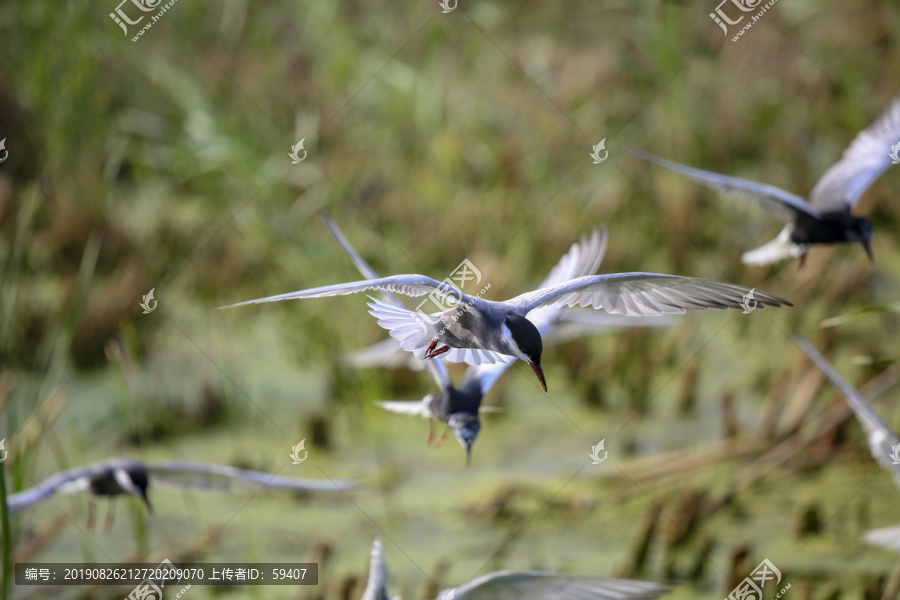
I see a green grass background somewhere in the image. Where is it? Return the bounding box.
[1,0,900,598]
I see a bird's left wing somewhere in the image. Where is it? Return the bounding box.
[509,273,791,316]
[219,275,470,309]
[810,95,900,211]
[436,571,668,600]
[147,461,355,493]
[537,227,608,292]
[794,335,900,484]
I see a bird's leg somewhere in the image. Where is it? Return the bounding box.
[435,425,450,447]
[424,338,452,359]
[104,499,116,531]
[427,419,435,445]
[86,498,96,531]
[425,345,451,359]
[799,252,808,269]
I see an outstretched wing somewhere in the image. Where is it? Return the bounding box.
[509,273,791,316]
[810,96,900,211]
[321,213,451,390]
[794,335,900,485]
[5,460,144,514]
[6,467,98,514]
[147,461,355,493]
[436,571,668,600]
[219,275,472,310]
[537,227,608,292]
[632,147,819,222]
[525,227,609,331]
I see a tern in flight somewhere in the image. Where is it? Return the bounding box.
[323,215,634,463]
[632,95,900,265]
[220,234,791,392]
[7,458,354,528]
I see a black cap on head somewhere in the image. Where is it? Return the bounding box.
[505,314,546,391]
[127,465,153,513]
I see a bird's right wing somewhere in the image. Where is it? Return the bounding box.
[794,335,900,484]
[809,95,900,211]
[147,462,355,493]
[631,147,820,222]
[437,571,668,600]
[510,273,791,316]
[322,213,452,390]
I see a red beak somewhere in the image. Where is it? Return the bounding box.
[530,362,547,392]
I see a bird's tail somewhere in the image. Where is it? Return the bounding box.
[741,226,804,266]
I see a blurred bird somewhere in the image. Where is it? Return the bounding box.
[794,336,900,551]
[220,239,791,393]
[323,215,624,463]
[362,538,669,600]
[631,96,900,266]
[7,458,355,528]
